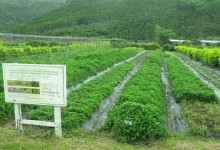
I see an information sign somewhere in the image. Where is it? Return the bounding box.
[2,63,66,106]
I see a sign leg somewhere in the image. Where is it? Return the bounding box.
[54,106,62,138]
[14,103,23,133]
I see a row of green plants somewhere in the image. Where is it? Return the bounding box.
[0,46,142,90]
[165,52,220,135]
[0,44,142,125]
[110,40,161,50]
[165,51,218,103]
[127,42,161,50]
[104,49,168,142]
[177,54,220,89]
[174,46,220,67]
[30,62,136,128]
[0,41,111,58]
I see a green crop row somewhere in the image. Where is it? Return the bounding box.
[165,51,218,103]
[174,46,220,67]
[0,47,142,92]
[30,62,136,128]
[0,41,110,58]
[104,49,168,142]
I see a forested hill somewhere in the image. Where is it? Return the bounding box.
[0,0,66,33]
[17,0,220,41]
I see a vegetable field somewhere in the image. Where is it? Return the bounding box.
[0,41,220,144]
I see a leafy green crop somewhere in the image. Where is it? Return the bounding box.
[105,49,168,142]
[0,42,142,125]
[30,62,135,128]
[165,51,218,103]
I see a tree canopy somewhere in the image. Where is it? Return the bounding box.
[3,0,220,41]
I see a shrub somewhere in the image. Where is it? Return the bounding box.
[174,46,220,67]
[143,43,161,50]
[27,40,48,47]
[162,44,174,51]
[110,40,128,48]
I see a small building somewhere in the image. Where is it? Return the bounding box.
[170,39,186,44]
[200,40,220,46]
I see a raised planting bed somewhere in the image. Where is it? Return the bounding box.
[105,49,168,142]
[30,62,136,128]
[165,51,218,103]
[165,51,220,135]
[0,43,143,125]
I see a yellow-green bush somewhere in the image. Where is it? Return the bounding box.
[175,46,220,67]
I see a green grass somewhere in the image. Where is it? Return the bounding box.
[0,125,220,150]
[181,100,220,134]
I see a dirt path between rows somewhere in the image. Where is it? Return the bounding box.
[161,58,188,132]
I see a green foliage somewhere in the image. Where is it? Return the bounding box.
[30,62,135,128]
[175,46,220,67]
[0,0,64,32]
[16,0,220,41]
[0,94,13,125]
[27,40,48,47]
[105,49,168,142]
[143,43,161,50]
[127,43,161,50]
[181,100,220,134]
[162,44,174,51]
[155,25,176,45]
[165,51,218,103]
[0,42,141,124]
[110,40,128,48]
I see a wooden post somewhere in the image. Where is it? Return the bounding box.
[14,103,23,133]
[54,106,62,138]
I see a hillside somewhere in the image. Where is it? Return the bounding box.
[0,0,66,33]
[17,0,220,41]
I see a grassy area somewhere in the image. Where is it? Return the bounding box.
[0,124,220,150]
[181,100,220,134]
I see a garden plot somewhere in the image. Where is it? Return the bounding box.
[165,51,220,136]
[176,53,220,90]
[0,42,143,125]
[177,55,220,99]
[105,49,168,142]
[67,50,146,93]
[82,51,150,133]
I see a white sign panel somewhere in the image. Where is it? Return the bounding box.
[2,63,66,106]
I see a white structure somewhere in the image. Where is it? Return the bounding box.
[170,39,186,44]
[2,63,66,138]
[200,40,220,45]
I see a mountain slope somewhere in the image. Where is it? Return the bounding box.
[0,0,66,32]
[18,0,220,40]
